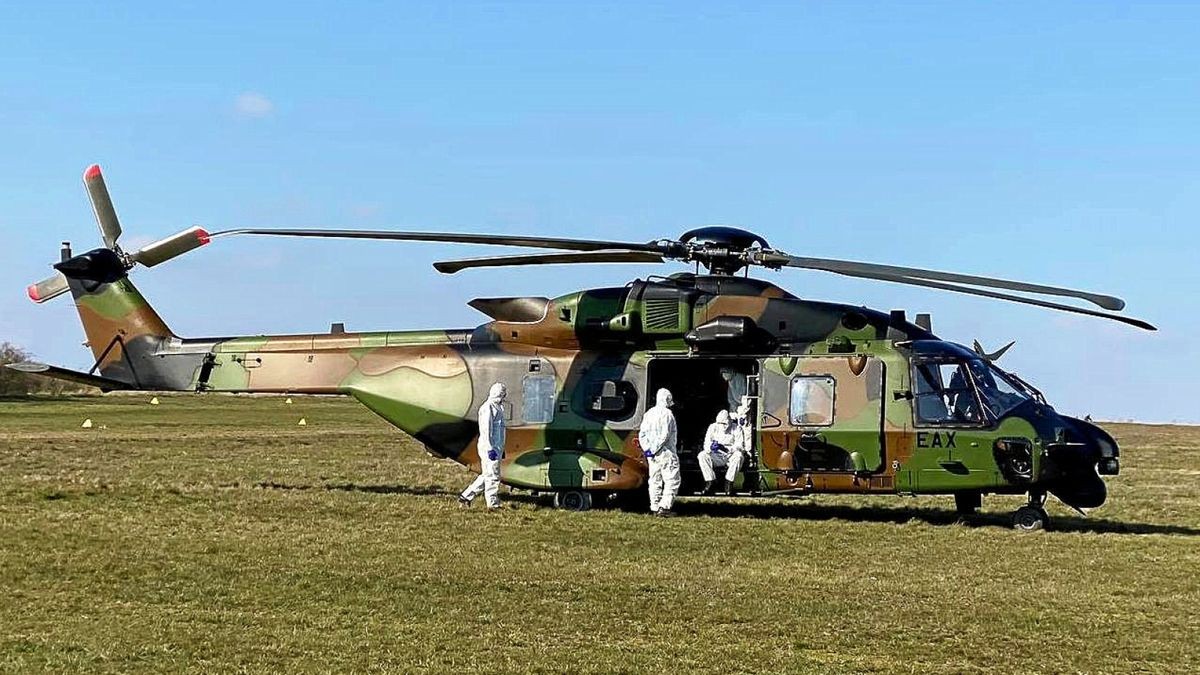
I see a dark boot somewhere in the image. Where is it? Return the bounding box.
[655,508,677,518]
[723,479,736,496]
[702,480,716,495]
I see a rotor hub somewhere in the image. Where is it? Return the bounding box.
[677,226,770,275]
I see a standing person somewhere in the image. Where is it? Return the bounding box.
[720,367,747,413]
[734,397,758,494]
[638,388,681,517]
[698,409,745,495]
[459,382,507,510]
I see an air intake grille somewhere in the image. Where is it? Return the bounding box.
[644,298,680,332]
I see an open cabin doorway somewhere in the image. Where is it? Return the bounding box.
[646,356,759,494]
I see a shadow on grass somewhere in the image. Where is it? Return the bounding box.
[673,499,1200,536]
[253,481,544,504]
[248,480,1199,535]
[0,395,94,403]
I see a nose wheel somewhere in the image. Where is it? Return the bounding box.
[1012,492,1050,531]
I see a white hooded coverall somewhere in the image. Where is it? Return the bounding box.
[638,388,680,512]
[698,409,745,482]
[461,382,507,507]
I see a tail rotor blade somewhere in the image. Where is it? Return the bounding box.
[129,226,211,267]
[83,164,122,249]
[27,273,70,303]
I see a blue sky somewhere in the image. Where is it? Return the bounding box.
[1,2,1197,422]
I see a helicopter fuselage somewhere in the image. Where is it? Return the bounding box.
[58,267,1118,515]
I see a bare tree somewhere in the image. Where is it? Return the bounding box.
[0,342,85,396]
[0,342,35,396]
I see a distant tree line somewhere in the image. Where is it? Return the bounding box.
[0,342,90,396]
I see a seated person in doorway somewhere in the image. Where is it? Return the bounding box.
[698,409,745,495]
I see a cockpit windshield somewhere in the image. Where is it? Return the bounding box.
[912,358,1031,425]
[965,359,1032,419]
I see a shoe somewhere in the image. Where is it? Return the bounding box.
[458,496,471,508]
[723,480,736,496]
[655,509,677,518]
[702,480,715,496]
[486,505,502,512]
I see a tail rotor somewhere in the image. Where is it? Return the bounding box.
[26,165,210,303]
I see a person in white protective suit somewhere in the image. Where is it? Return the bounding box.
[698,409,745,495]
[734,397,754,447]
[735,397,756,493]
[638,388,681,517]
[459,382,508,510]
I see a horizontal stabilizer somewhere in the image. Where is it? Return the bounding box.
[4,362,133,391]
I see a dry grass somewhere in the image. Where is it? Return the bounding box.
[1,395,1197,673]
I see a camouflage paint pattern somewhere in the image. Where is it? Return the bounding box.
[59,261,1118,509]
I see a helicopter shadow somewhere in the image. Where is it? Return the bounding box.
[253,480,452,497]
[247,481,1199,535]
[675,499,1200,537]
[252,480,544,504]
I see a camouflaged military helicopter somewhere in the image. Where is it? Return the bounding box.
[13,165,1156,530]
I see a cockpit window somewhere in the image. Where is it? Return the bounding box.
[965,360,1030,419]
[913,361,983,425]
[912,358,1031,425]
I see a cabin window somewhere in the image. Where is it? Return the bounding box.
[522,375,556,424]
[789,376,835,426]
[585,379,639,421]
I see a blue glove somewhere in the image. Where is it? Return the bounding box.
[710,441,725,452]
[487,450,498,461]
[643,450,654,458]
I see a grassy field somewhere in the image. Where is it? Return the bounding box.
[1,395,1197,674]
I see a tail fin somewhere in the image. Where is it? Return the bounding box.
[61,248,176,388]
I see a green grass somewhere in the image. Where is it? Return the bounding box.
[2,395,1198,673]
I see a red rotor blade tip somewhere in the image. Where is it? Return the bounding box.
[196,228,211,245]
[27,284,40,302]
[84,164,102,180]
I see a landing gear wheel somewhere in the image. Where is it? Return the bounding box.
[1012,505,1049,531]
[954,491,982,515]
[553,490,593,512]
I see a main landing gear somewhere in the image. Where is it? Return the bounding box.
[552,489,594,512]
[1012,492,1050,532]
[955,491,1051,531]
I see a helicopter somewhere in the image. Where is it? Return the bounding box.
[11,165,1156,530]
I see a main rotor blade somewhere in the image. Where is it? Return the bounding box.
[768,254,1126,311]
[831,267,1156,331]
[128,226,211,267]
[210,228,666,253]
[83,164,122,249]
[434,250,665,274]
[27,273,70,303]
